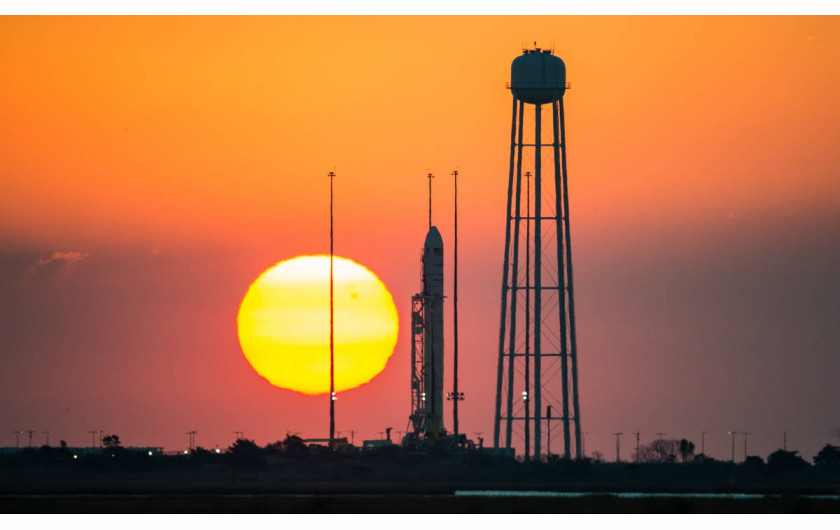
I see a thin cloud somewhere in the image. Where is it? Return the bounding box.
[23,251,90,283]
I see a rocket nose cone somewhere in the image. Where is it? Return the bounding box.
[424,226,443,248]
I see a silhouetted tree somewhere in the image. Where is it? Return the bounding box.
[813,444,840,466]
[743,455,765,470]
[227,438,265,467]
[281,434,307,455]
[678,439,696,462]
[101,434,121,448]
[767,449,808,472]
[101,434,123,456]
[637,439,680,463]
[264,440,285,454]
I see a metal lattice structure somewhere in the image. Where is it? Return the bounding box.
[493,48,582,460]
[409,293,428,435]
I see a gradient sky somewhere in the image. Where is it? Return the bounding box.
[1,16,838,461]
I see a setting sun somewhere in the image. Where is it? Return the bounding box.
[236,255,399,395]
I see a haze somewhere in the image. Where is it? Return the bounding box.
[1,16,838,461]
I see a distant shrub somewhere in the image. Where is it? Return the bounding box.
[813,444,840,466]
[767,449,809,472]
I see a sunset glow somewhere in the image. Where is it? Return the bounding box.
[236,256,399,395]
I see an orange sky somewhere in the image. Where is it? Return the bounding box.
[1,16,838,459]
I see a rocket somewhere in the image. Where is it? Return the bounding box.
[422,226,445,435]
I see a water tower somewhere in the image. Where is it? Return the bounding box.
[493,48,582,460]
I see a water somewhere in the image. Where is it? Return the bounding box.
[455,491,839,500]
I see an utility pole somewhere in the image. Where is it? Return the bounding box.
[11,431,23,450]
[632,431,641,462]
[42,431,52,447]
[656,432,666,441]
[186,431,197,451]
[348,430,356,445]
[728,431,738,462]
[743,432,751,459]
[784,430,787,451]
[328,170,336,446]
[25,430,35,448]
[234,431,244,440]
[88,430,98,450]
[613,432,623,462]
[701,431,707,455]
[581,432,588,458]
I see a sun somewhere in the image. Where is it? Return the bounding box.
[236,255,399,395]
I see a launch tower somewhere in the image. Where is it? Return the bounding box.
[493,48,582,460]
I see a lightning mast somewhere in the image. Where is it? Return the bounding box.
[448,169,464,436]
[328,170,336,445]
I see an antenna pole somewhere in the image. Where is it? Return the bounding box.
[452,169,460,437]
[329,171,336,445]
[427,172,434,229]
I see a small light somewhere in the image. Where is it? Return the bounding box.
[521,391,529,401]
[421,392,426,401]
[184,450,188,454]
[331,391,337,401]
[215,448,221,454]
[148,451,153,456]
[73,455,78,459]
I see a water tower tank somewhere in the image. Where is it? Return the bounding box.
[510,49,566,104]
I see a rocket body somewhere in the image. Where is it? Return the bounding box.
[422,226,444,434]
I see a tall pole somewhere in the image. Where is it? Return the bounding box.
[553,98,572,460]
[784,430,787,451]
[427,172,434,229]
[494,97,518,450]
[506,101,525,449]
[329,171,336,444]
[701,431,706,455]
[743,432,750,459]
[452,169,460,437]
[728,431,738,462]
